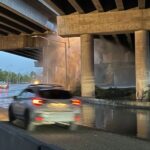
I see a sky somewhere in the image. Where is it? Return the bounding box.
[0,52,42,74]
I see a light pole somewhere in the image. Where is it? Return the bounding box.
[32,35,68,88]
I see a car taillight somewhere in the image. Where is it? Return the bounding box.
[32,98,45,106]
[72,99,81,106]
[75,114,81,122]
[35,116,43,121]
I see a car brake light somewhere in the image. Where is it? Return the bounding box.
[35,116,43,121]
[72,99,81,106]
[75,114,81,122]
[32,98,45,106]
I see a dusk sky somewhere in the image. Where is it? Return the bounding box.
[0,52,42,74]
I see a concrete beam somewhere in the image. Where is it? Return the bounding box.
[0,0,52,30]
[0,30,8,35]
[0,35,25,49]
[0,23,20,34]
[7,50,39,60]
[68,0,84,13]
[91,0,104,12]
[57,9,150,36]
[115,0,124,10]
[0,22,25,33]
[138,0,146,9]
[43,0,65,15]
[0,35,44,50]
[0,28,10,34]
[0,13,39,33]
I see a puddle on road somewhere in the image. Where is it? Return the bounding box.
[82,104,150,140]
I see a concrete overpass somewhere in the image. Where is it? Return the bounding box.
[0,0,56,60]
[56,0,150,99]
[0,0,150,99]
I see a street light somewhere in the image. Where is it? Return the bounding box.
[32,35,68,88]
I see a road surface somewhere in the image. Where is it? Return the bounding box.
[1,108,150,150]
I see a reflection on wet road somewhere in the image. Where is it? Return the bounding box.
[82,104,150,140]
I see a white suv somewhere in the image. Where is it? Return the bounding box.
[8,84,81,131]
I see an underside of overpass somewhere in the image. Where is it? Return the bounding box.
[0,0,56,60]
[0,0,147,60]
[1,0,148,59]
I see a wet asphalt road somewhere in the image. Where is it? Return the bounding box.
[1,106,150,150]
[2,120,150,150]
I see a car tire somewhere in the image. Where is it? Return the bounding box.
[24,110,36,132]
[8,106,15,123]
[69,122,78,131]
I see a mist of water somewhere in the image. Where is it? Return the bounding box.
[41,35,135,91]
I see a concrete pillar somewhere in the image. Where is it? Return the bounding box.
[42,46,49,83]
[81,34,95,97]
[135,30,149,100]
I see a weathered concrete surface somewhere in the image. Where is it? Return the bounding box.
[94,38,135,87]
[135,30,149,100]
[57,9,150,36]
[81,34,95,97]
[0,35,45,50]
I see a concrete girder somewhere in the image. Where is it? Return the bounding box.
[0,35,42,50]
[0,22,25,34]
[0,30,8,35]
[0,23,20,34]
[5,50,39,60]
[67,0,84,13]
[43,0,65,15]
[57,9,150,36]
[0,28,10,34]
[0,13,39,33]
[0,15,33,34]
[0,0,51,31]
[138,0,146,9]
[115,0,124,11]
[91,0,104,12]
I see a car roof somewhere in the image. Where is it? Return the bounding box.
[26,84,64,92]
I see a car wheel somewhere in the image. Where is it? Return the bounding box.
[69,122,78,131]
[8,106,15,123]
[24,110,36,132]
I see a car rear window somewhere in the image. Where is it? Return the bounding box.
[39,89,72,99]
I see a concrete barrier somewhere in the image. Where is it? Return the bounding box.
[0,122,63,150]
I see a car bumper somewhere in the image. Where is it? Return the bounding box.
[32,111,75,125]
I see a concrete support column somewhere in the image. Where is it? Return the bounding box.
[135,30,149,100]
[81,34,95,97]
[43,46,49,83]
